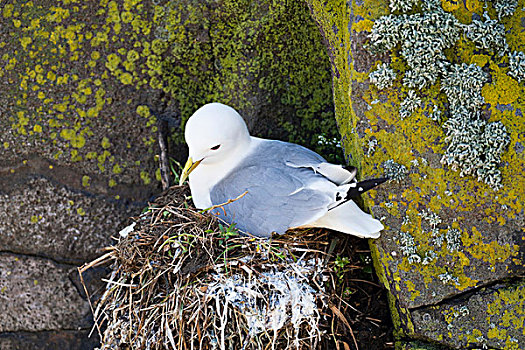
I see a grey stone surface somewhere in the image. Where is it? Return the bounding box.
[411,281,525,349]
[0,253,91,332]
[395,340,450,350]
[0,330,99,350]
[0,176,138,264]
[371,203,525,309]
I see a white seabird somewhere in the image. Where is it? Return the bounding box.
[179,103,385,238]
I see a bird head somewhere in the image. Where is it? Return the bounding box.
[180,103,251,185]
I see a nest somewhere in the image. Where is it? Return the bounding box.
[80,186,389,350]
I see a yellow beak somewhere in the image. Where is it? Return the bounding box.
[179,157,202,185]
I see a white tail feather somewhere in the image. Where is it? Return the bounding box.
[298,200,383,238]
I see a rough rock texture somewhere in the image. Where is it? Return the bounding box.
[0,177,137,264]
[395,341,449,350]
[0,330,99,350]
[411,281,525,349]
[0,0,335,348]
[0,253,91,332]
[307,0,525,349]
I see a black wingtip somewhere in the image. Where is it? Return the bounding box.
[346,177,389,200]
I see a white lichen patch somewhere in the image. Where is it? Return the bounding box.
[509,50,525,82]
[494,0,518,20]
[420,209,442,227]
[398,231,421,263]
[442,115,484,177]
[441,64,487,112]
[368,2,512,189]
[367,138,378,156]
[419,210,463,252]
[441,111,510,189]
[420,209,444,246]
[428,104,442,122]
[400,90,421,119]
[438,272,460,286]
[367,15,402,53]
[389,0,419,13]
[369,5,460,89]
[440,63,509,189]
[445,228,462,252]
[383,159,408,181]
[421,0,442,12]
[369,63,397,89]
[478,121,511,187]
[466,12,509,55]
[422,250,437,265]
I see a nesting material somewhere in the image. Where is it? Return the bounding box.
[80,186,370,350]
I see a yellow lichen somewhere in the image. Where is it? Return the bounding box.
[81,175,90,187]
[482,62,521,106]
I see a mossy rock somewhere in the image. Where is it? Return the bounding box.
[307,0,525,349]
[0,0,337,345]
[0,0,336,259]
[395,340,450,350]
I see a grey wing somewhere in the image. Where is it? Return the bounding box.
[278,142,357,185]
[209,165,332,237]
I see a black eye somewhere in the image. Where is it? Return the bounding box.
[210,144,221,150]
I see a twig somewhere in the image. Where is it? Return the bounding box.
[100,278,138,288]
[330,304,359,350]
[158,119,171,190]
[78,251,115,274]
[348,278,381,287]
[77,266,102,338]
[204,190,249,216]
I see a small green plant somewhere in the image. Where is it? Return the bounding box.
[217,222,239,240]
[169,157,182,184]
[334,255,350,282]
[256,239,289,262]
[358,253,373,274]
[215,223,242,269]
[342,287,355,298]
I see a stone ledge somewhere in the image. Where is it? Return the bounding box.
[0,177,139,264]
[0,253,91,332]
[0,330,99,350]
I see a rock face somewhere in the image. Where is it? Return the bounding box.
[0,253,91,332]
[0,176,137,264]
[0,0,335,348]
[307,0,525,349]
[0,330,100,350]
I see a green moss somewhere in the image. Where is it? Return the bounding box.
[60,128,86,148]
[81,175,90,187]
[142,0,337,160]
[112,163,122,174]
[140,170,151,185]
[3,0,335,202]
[101,136,110,149]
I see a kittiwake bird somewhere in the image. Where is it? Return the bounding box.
[179,103,386,238]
